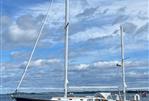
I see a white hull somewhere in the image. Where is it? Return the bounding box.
[51,93,117,101]
[51,97,113,101]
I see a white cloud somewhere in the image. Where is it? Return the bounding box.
[73,60,148,70]
[75,64,90,70]
[70,25,118,43]
[19,0,89,25]
[93,61,119,68]
[125,42,148,52]
[1,0,149,93]
[1,14,61,49]
[1,58,61,71]
[127,71,149,78]
[2,0,148,47]
[84,0,147,29]
[135,23,149,41]
[23,58,61,67]
[94,60,148,68]
[8,24,38,42]
[40,38,58,45]
[122,22,137,34]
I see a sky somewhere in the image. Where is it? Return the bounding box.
[0,0,149,94]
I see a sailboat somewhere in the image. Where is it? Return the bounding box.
[11,0,116,101]
[11,0,139,101]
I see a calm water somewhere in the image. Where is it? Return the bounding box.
[0,92,149,101]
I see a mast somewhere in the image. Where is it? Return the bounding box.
[64,0,69,99]
[120,26,126,101]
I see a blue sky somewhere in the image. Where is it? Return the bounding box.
[0,0,149,93]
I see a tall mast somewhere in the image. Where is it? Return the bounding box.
[64,0,69,99]
[120,26,126,101]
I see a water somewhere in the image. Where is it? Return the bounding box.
[0,92,149,101]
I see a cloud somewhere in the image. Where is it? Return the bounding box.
[137,11,148,20]
[22,58,61,67]
[8,24,38,42]
[70,25,118,43]
[16,15,38,30]
[1,58,63,89]
[93,61,119,68]
[72,60,148,71]
[112,15,129,25]
[2,0,148,48]
[135,23,149,41]
[10,51,29,60]
[1,59,148,93]
[122,22,137,34]
[1,58,61,71]
[1,14,61,49]
[1,0,149,93]
[1,15,37,44]
[136,23,148,35]
[126,71,148,78]
[76,7,98,18]
[23,1,65,24]
[75,64,90,70]
[69,0,148,44]
[3,14,48,43]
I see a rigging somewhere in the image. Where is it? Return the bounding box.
[15,0,53,93]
